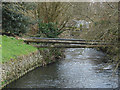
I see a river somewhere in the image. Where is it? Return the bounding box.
[4,48,118,88]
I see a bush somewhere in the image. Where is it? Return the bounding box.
[38,20,63,38]
[2,3,31,36]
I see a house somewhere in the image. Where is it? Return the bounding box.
[73,20,91,29]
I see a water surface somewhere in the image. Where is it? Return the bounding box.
[5,48,118,88]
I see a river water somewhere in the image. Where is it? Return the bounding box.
[5,48,118,88]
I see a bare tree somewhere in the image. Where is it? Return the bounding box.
[37,2,72,30]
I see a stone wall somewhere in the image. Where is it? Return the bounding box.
[1,50,43,89]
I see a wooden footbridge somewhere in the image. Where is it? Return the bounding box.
[22,37,113,48]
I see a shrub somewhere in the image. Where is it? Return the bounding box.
[38,20,63,38]
[2,3,32,36]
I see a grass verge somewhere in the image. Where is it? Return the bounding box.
[1,35,38,63]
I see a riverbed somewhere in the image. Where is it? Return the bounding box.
[4,48,118,88]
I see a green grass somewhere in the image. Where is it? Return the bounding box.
[1,35,38,63]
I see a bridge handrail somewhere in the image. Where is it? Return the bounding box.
[24,37,104,42]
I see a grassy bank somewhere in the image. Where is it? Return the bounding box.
[1,35,37,63]
[1,35,65,89]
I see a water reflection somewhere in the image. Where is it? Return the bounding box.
[5,48,118,88]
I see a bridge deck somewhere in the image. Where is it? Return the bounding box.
[23,38,111,45]
[33,44,113,48]
[22,37,114,48]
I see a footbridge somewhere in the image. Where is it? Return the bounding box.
[22,37,113,48]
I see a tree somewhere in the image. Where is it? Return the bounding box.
[36,2,72,37]
[2,2,37,36]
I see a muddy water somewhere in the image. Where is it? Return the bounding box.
[5,48,118,88]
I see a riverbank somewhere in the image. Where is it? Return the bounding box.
[0,35,39,89]
[1,50,43,89]
[1,35,64,89]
